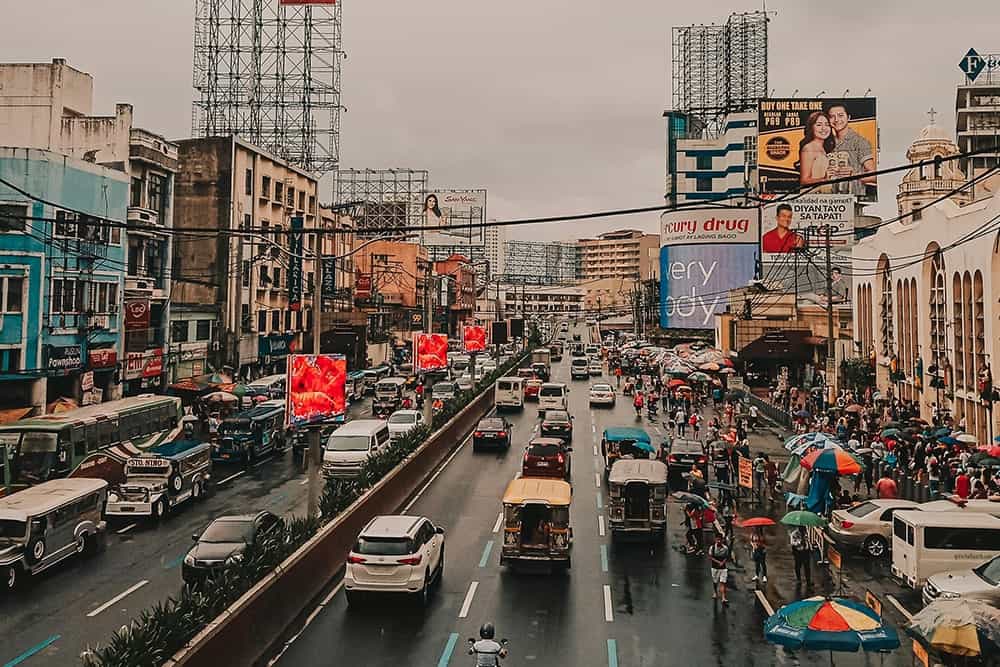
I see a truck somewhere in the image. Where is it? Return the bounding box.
[531,348,551,382]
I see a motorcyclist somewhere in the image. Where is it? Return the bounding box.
[470,623,507,666]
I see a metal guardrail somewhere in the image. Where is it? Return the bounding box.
[746,393,792,429]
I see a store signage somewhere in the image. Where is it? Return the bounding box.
[288,216,304,310]
[355,272,372,300]
[81,371,94,392]
[959,48,1000,82]
[259,334,296,363]
[88,347,118,369]
[321,257,337,297]
[46,345,83,373]
[737,455,753,489]
[410,311,425,331]
[124,300,150,331]
[125,348,163,380]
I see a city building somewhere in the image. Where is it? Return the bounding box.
[502,239,578,284]
[434,254,476,336]
[853,120,1000,443]
[318,205,357,314]
[956,55,1000,200]
[577,229,660,281]
[353,241,430,341]
[580,277,635,319]
[663,111,756,206]
[0,148,128,414]
[172,136,319,380]
[483,222,505,281]
[500,283,586,319]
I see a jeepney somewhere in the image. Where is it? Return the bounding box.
[105,440,212,519]
[214,401,286,465]
[607,459,668,540]
[361,365,392,395]
[346,371,366,402]
[500,477,572,570]
[600,427,654,479]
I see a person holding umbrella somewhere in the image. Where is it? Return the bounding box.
[750,530,768,583]
[790,526,812,586]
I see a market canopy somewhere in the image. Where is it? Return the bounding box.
[740,330,825,362]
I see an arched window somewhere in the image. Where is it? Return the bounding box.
[879,256,894,358]
[963,272,974,392]
[929,250,947,375]
[953,272,965,391]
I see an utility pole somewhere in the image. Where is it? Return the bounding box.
[306,236,324,518]
[825,224,836,404]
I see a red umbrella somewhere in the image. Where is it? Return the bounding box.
[667,378,687,388]
[738,517,777,528]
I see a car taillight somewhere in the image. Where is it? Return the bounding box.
[566,424,572,431]
[668,455,678,463]
[474,431,483,437]
[557,453,565,464]
[347,555,366,564]
[697,456,707,464]
[498,431,507,438]
[399,555,422,566]
[840,520,854,529]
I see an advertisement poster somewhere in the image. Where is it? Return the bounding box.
[421,190,487,246]
[760,194,855,257]
[414,333,448,372]
[758,98,878,202]
[288,216,304,310]
[463,325,487,353]
[124,300,150,331]
[286,354,347,428]
[659,209,759,329]
[491,321,509,345]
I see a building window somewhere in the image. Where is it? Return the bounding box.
[259,265,270,287]
[1,348,22,373]
[696,155,713,170]
[148,174,167,218]
[241,303,251,333]
[0,203,28,233]
[130,177,143,208]
[306,271,314,293]
[171,320,189,343]
[51,278,84,313]
[305,308,313,331]
[242,260,251,288]
[912,207,922,222]
[298,191,305,211]
[243,213,251,230]
[273,267,282,289]
[744,136,758,168]
[287,186,295,208]
[2,277,23,313]
[196,320,211,341]
[271,310,281,331]
[308,195,316,213]
[245,168,254,196]
[295,309,303,330]
[284,310,292,330]
[262,175,271,198]
[257,309,267,333]
[274,181,283,202]
[89,282,119,314]
[696,176,713,192]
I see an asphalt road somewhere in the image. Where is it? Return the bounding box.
[0,400,370,667]
[271,325,785,667]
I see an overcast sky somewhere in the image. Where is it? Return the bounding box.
[5,0,1000,241]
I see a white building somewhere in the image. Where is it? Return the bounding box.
[853,120,1000,443]
[484,221,505,281]
[500,284,586,319]
[956,54,1000,200]
[664,111,757,205]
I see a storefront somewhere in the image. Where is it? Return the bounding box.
[87,346,118,405]
[44,344,84,405]
[173,343,210,382]
[124,348,164,394]
[258,333,296,376]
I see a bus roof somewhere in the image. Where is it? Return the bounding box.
[0,478,107,522]
[148,439,209,459]
[0,395,181,432]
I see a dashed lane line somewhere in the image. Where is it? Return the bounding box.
[598,515,606,537]
[217,470,245,486]
[115,523,137,535]
[492,511,503,534]
[86,580,149,618]
[600,544,609,573]
[458,581,479,619]
[603,585,614,622]
[478,541,495,568]
[596,492,603,510]
[607,639,618,667]
[3,635,61,667]
[436,633,460,667]
[594,472,601,488]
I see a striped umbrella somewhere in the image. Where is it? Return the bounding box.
[766,596,900,660]
[800,448,862,476]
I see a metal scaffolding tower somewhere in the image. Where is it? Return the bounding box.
[671,11,768,137]
[192,0,343,173]
[333,168,429,238]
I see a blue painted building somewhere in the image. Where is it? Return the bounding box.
[0,147,128,414]
[663,111,758,206]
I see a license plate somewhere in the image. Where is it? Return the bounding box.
[119,507,135,512]
[484,433,496,438]
[536,461,549,467]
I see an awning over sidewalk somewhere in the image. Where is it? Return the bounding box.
[740,330,825,362]
[0,407,33,425]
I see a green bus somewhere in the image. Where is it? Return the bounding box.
[0,395,183,495]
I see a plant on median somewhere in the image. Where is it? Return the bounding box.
[81,352,527,666]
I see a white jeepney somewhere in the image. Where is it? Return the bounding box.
[105,439,212,519]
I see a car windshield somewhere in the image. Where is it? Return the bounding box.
[528,443,562,457]
[592,385,612,392]
[355,536,414,555]
[433,383,455,395]
[389,413,416,425]
[326,435,372,451]
[200,520,253,544]
[545,411,570,423]
[847,502,879,517]
[572,360,587,367]
[20,431,57,453]
[479,419,504,431]
[0,519,26,542]
[13,450,56,485]
[974,556,1000,586]
[539,387,564,397]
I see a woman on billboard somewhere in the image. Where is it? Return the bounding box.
[797,111,835,192]
[423,194,448,228]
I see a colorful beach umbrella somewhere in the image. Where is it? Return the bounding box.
[765,596,900,654]
[784,432,837,453]
[907,599,1000,658]
[780,510,827,527]
[800,448,862,476]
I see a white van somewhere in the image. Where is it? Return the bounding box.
[322,419,390,479]
[495,377,525,411]
[919,498,1000,517]
[538,383,568,413]
[891,511,1000,589]
[247,374,286,399]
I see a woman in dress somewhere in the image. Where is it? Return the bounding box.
[798,111,836,191]
[423,194,447,228]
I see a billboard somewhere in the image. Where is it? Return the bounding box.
[758,98,878,202]
[463,325,487,353]
[760,194,855,258]
[414,333,448,372]
[286,354,347,428]
[421,190,486,246]
[279,0,336,5]
[659,209,759,329]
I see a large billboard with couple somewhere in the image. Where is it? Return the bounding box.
[758,98,878,202]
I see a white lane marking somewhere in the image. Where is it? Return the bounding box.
[403,436,469,513]
[86,580,149,617]
[603,585,614,622]
[755,590,774,616]
[299,477,310,485]
[886,594,913,621]
[115,523,137,535]
[595,472,601,488]
[458,581,479,619]
[591,424,596,433]
[492,511,503,534]
[217,470,245,486]
[266,582,344,666]
[593,445,599,457]
[598,515,606,537]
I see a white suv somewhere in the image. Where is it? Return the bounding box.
[345,515,445,606]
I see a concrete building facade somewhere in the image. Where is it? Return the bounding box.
[577,229,659,281]
[664,111,756,206]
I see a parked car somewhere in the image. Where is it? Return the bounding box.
[588,359,603,376]
[589,383,616,407]
[524,378,543,401]
[540,410,574,443]
[344,515,445,606]
[923,553,1000,607]
[664,437,707,477]
[387,410,424,441]
[182,511,282,585]
[522,437,571,481]
[473,417,512,451]
[827,499,920,559]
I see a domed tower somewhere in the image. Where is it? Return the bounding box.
[897,109,972,221]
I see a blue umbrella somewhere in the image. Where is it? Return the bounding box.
[632,440,656,455]
[939,436,959,446]
[765,596,900,657]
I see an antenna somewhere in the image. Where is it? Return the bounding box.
[816,90,827,97]
[863,88,872,98]
[791,88,799,98]
[842,89,850,97]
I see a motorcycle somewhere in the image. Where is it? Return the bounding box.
[468,637,508,666]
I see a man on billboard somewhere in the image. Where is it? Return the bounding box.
[825,102,876,198]
[761,204,806,254]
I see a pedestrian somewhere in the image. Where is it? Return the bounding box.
[615,366,622,388]
[750,531,768,584]
[764,455,778,501]
[752,452,767,502]
[748,404,759,429]
[684,504,704,555]
[926,451,941,498]
[675,407,687,436]
[875,470,898,499]
[860,451,874,496]
[208,412,220,440]
[708,533,731,603]
[690,411,701,438]
[725,402,734,427]
[790,526,812,585]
